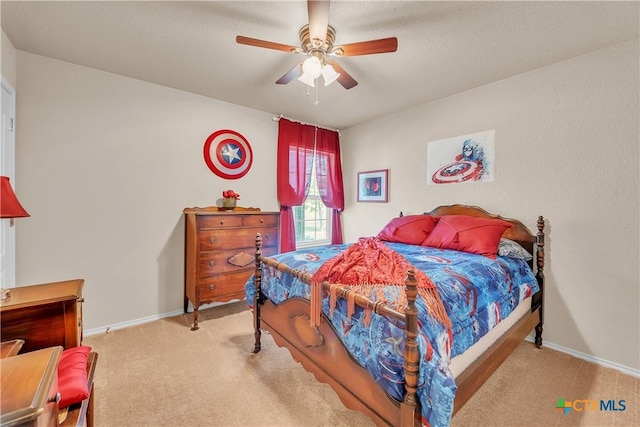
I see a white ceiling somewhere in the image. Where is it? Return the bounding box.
[2,1,638,130]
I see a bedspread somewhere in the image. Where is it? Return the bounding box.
[245,241,539,427]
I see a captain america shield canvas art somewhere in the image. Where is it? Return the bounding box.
[427,130,495,185]
[203,129,253,179]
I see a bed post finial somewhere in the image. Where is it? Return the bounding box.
[253,233,263,353]
[401,269,419,426]
[534,216,545,348]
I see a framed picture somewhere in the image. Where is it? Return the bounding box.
[357,169,388,202]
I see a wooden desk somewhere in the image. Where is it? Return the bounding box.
[0,279,84,353]
[0,339,25,358]
[0,346,62,427]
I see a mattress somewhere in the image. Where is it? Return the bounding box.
[449,295,532,377]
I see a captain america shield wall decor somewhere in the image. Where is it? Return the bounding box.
[203,129,253,179]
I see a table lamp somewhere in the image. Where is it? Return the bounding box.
[1,176,30,219]
[1,175,29,299]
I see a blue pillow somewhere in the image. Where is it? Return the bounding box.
[498,238,533,261]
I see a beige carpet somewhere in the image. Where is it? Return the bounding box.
[83,302,639,427]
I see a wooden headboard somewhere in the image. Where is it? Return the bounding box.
[424,204,541,258]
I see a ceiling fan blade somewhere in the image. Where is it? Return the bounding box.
[236,35,299,53]
[326,61,358,90]
[276,62,304,85]
[334,37,398,56]
[307,0,330,45]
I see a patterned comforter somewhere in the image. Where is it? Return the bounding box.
[244,241,539,426]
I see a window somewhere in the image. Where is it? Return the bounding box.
[293,167,331,248]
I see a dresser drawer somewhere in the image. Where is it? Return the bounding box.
[198,226,278,252]
[197,215,243,229]
[197,270,254,302]
[198,245,278,277]
[243,214,279,227]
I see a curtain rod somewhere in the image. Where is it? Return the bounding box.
[272,114,340,135]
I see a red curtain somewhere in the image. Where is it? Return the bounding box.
[315,128,344,244]
[277,118,315,252]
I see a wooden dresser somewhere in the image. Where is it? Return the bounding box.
[183,207,279,330]
[0,280,84,353]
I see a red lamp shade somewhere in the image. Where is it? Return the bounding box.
[0,176,30,218]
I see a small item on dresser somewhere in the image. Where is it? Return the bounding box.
[0,288,10,300]
[221,189,240,210]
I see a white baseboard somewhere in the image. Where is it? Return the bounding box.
[525,336,640,378]
[83,300,239,337]
[84,309,184,336]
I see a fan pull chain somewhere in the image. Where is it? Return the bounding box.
[304,79,320,106]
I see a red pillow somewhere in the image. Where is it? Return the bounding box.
[422,215,513,258]
[58,346,92,409]
[377,215,439,245]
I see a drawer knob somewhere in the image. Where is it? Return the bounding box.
[260,218,264,223]
[209,237,217,244]
[220,220,224,225]
[209,284,216,291]
[209,260,215,267]
[48,393,61,404]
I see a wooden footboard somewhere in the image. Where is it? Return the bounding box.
[252,205,545,426]
[253,237,421,426]
[259,297,407,426]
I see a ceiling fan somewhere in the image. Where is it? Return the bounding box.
[236,0,398,89]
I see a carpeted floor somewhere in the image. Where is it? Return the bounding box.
[83,302,639,427]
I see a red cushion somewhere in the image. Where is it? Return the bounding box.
[57,346,91,409]
[422,215,513,258]
[377,215,439,245]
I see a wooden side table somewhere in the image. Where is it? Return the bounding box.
[0,346,62,427]
[0,279,84,353]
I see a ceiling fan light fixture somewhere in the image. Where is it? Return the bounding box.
[301,56,322,79]
[321,63,340,86]
[298,72,316,87]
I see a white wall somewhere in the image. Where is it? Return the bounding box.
[340,39,639,371]
[14,52,279,331]
[1,29,17,87]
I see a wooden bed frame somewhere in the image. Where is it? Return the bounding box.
[251,205,545,426]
